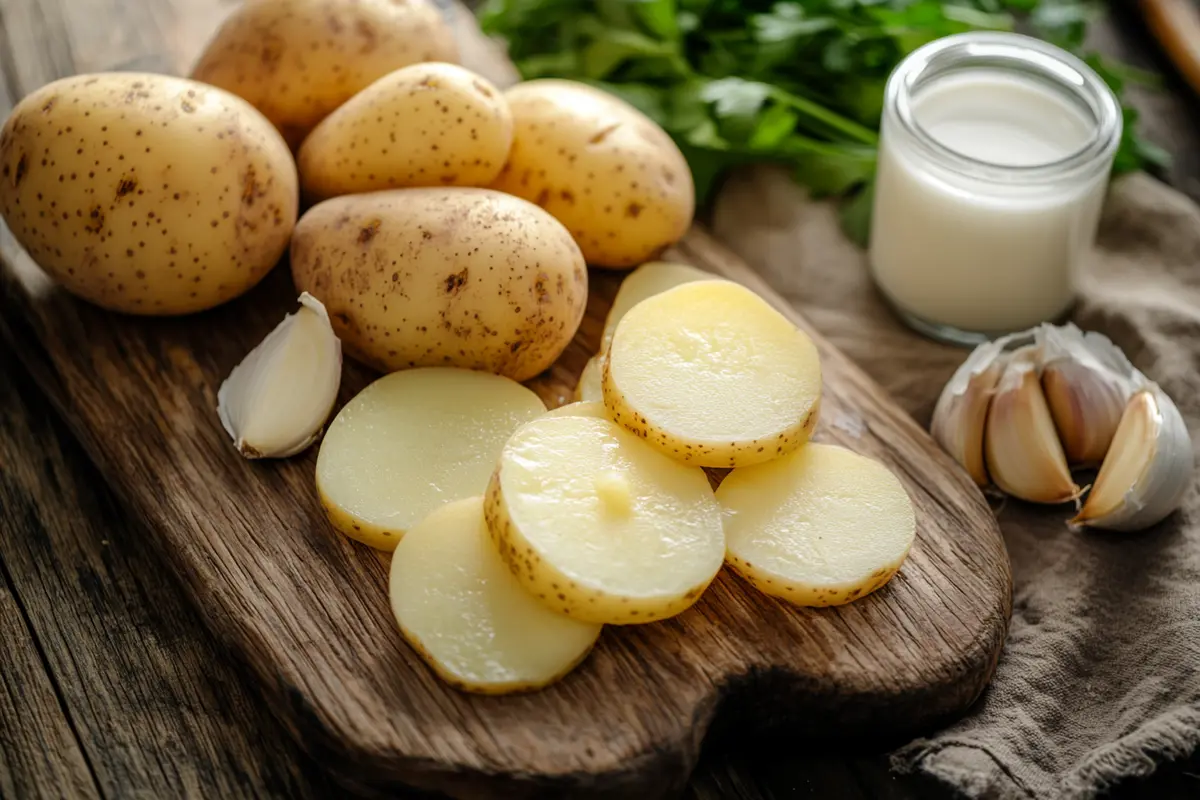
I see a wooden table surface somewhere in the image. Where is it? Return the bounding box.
[1,2,1199,799]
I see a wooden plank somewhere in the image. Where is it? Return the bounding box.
[0,570,99,800]
[0,343,345,799]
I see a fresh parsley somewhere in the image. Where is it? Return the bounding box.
[479,0,1165,243]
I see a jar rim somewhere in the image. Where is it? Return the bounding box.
[885,32,1122,183]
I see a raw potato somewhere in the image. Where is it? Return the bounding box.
[298,63,512,202]
[291,188,587,381]
[575,355,604,402]
[601,262,713,352]
[491,80,694,268]
[717,443,916,607]
[543,401,607,419]
[316,368,545,551]
[0,73,297,315]
[390,497,601,694]
[604,281,822,468]
[191,0,458,148]
[485,415,725,624]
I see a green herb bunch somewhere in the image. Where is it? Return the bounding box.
[478,0,1167,242]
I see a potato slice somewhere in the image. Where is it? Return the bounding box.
[574,355,604,402]
[601,261,713,353]
[604,280,822,468]
[717,443,915,607]
[485,416,724,624]
[543,401,608,419]
[390,497,601,694]
[317,368,545,551]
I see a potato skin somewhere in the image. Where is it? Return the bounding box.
[0,73,298,315]
[491,80,694,268]
[191,0,459,148]
[291,188,587,381]
[298,63,512,202]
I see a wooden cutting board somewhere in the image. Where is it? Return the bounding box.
[0,4,1011,799]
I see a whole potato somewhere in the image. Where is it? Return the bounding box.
[491,80,694,269]
[191,0,459,148]
[298,63,512,203]
[291,188,586,381]
[0,73,298,315]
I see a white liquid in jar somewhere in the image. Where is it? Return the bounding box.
[869,70,1109,335]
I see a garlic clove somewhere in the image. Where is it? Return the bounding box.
[1037,323,1140,467]
[217,292,343,459]
[930,340,1009,486]
[984,348,1081,504]
[1072,386,1194,531]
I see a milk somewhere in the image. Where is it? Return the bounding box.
[870,68,1113,340]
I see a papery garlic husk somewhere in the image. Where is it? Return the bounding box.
[217,292,342,459]
[984,347,1082,504]
[1037,323,1141,467]
[930,337,1011,486]
[1071,386,1194,531]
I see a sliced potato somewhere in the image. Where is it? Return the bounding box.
[390,497,601,694]
[575,355,604,402]
[601,262,713,353]
[717,443,915,607]
[316,368,545,551]
[543,401,608,419]
[604,280,822,468]
[485,416,724,624]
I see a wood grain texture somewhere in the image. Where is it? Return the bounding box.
[0,1,1010,797]
[0,343,347,800]
[0,570,99,800]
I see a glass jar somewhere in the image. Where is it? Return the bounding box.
[868,32,1122,346]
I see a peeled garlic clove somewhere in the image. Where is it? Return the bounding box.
[984,349,1081,504]
[217,292,342,459]
[930,340,1008,486]
[1037,323,1140,467]
[1072,386,1194,531]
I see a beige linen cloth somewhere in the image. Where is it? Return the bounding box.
[712,168,1200,799]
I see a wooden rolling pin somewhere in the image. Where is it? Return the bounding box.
[1141,0,1200,94]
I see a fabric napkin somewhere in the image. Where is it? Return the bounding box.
[711,168,1200,799]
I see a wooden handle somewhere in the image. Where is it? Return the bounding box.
[1141,0,1200,95]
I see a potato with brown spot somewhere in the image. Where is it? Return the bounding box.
[291,188,587,381]
[190,0,458,148]
[490,80,694,268]
[299,63,513,202]
[0,73,297,315]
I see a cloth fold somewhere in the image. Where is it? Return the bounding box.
[711,168,1200,799]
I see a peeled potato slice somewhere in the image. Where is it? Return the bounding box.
[604,280,822,468]
[390,497,601,694]
[543,401,608,419]
[601,261,713,353]
[574,355,604,402]
[485,415,725,624]
[717,443,915,607]
[317,368,545,551]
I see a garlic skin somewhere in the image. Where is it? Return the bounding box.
[930,338,1009,486]
[1072,386,1194,532]
[1038,324,1140,467]
[218,292,343,459]
[984,347,1082,505]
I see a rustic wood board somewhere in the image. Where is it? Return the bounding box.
[0,3,1011,798]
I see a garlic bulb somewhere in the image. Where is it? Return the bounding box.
[984,347,1081,505]
[217,292,342,459]
[930,322,1193,531]
[1072,386,1194,532]
[1038,323,1140,466]
[930,337,1009,486]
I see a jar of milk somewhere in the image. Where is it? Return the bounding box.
[869,32,1122,345]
